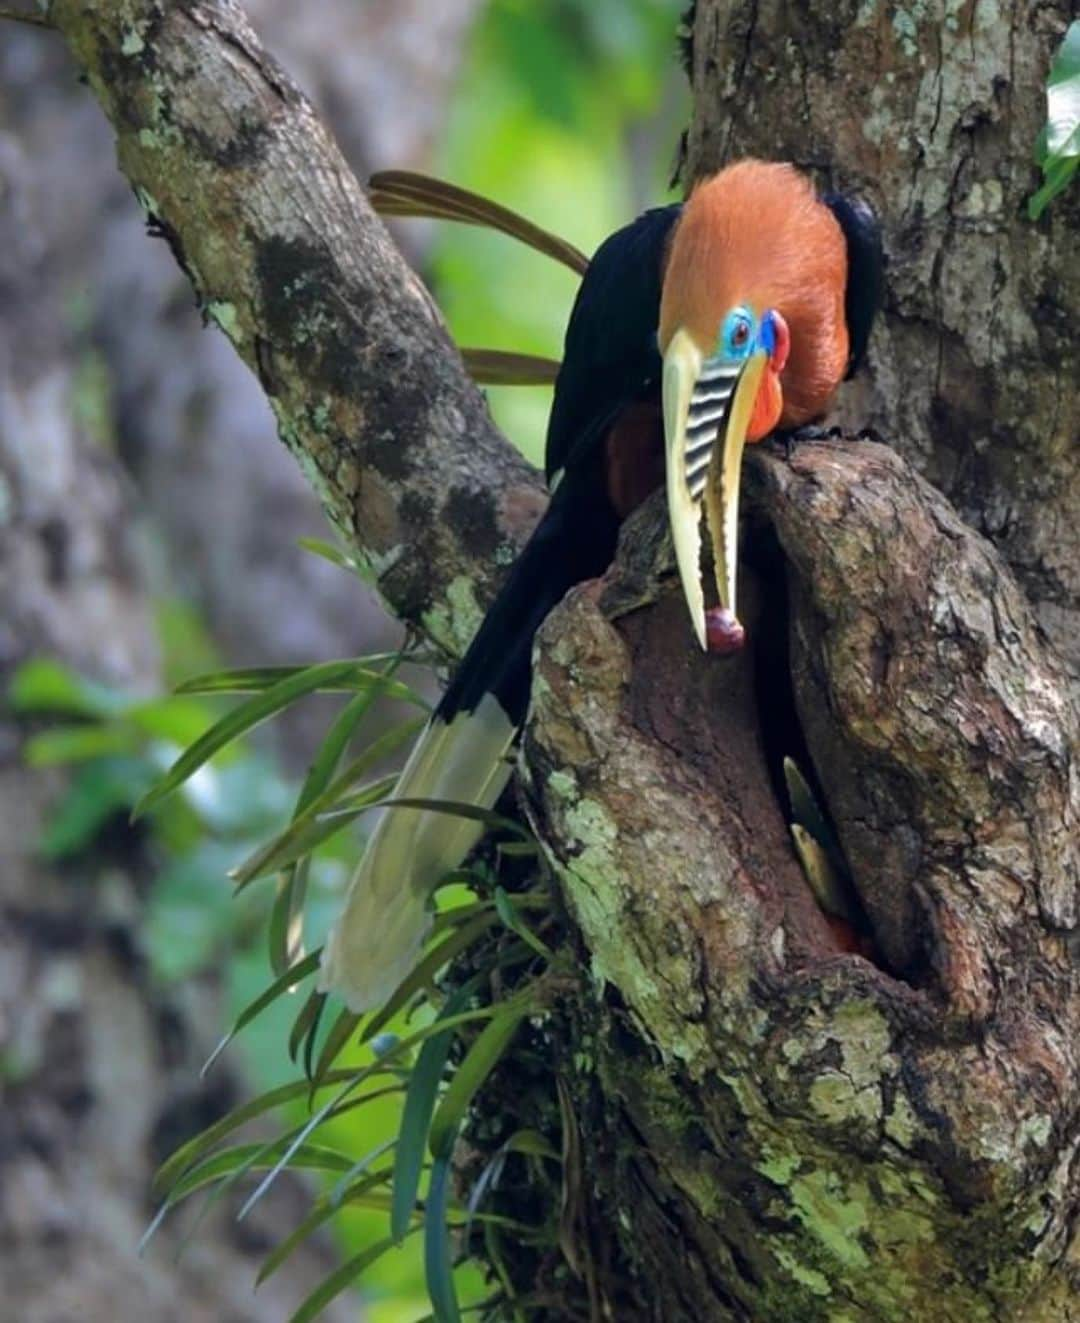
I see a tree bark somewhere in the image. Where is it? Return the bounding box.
[41,1,1080,1320]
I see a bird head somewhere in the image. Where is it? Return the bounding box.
[658,161,850,653]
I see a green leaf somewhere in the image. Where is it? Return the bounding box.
[1028,152,1080,219]
[330,1136,397,1207]
[268,858,308,977]
[381,797,532,840]
[231,712,422,891]
[296,536,366,575]
[296,684,392,815]
[493,887,553,961]
[256,1167,394,1285]
[429,1001,528,1159]
[202,949,322,1077]
[391,980,480,1244]
[229,771,399,888]
[424,1153,462,1323]
[361,912,498,1047]
[1046,20,1080,157]
[173,660,418,699]
[288,1231,418,1323]
[8,658,125,717]
[237,1007,497,1218]
[24,723,136,766]
[38,757,150,858]
[167,1140,353,1204]
[134,661,405,818]
[153,1066,367,1196]
[309,1006,362,1091]
[287,987,326,1064]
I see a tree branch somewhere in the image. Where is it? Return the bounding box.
[0,6,53,28]
[49,0,545,658]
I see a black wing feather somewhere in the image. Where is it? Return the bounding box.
[822,192,884,378]
[545,204,681,484]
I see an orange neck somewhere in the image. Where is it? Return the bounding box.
[748,368,783,442]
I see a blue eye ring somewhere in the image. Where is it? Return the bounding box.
[720,307,755,359]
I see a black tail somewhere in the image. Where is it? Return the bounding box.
[438,469,620,728]
[319,471,618,1010]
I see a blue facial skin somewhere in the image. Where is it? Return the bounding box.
[719,306,781,363]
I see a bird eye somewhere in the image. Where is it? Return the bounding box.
[720,308,755,359]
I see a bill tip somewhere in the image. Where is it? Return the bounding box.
[705,606,745,654]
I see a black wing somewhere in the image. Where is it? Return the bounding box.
[545,204,682,485]
[822,192,884,378]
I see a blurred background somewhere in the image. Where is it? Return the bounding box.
[0,2,686,1318]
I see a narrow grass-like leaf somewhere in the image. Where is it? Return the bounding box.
[256,1166,394,1285]
[463,1151,507,1247]
[330,1137,397,1207]
[288,987,326,1064]
[493,887,553,961]
[379,797,531,839]
[502,1129,559,1161]
[238,1008,498,1220]
[288,1231,419,1323]
[24,724,136,767]
[495,841,540,859]
[425,1152,462,1323]
[268,859,307,976]
[156,1084,404,1255]
[8,657,125,717]
[174,660,414,698]
[391,980,480,1244]
[361,912,498,1047]
[202,949,322,1077]
[302,992,331,1084]
[369,169,589,275]
[153,1066,380,1197]
[296,536,365,575]
[229,773,398,889]
[1028,152,1080,219]
[269,676,399,973]
[460,348,560,387]
[429,1002,529,1159]
[135,661,411,818]
[310,1006,362,1091]
[168,1140,353,1203]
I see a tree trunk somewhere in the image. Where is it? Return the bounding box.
[0,116,359,1323]
[40,2,1080,1320]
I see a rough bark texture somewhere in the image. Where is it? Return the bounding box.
[40,2,1080,1320]
[50,0,545,663]
[525,452,1079,1321]
[0,119,357,1323]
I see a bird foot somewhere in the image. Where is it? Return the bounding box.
[772,423,843,461]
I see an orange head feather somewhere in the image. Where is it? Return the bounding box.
[658,160,849,433]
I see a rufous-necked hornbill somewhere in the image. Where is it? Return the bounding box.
[320,159,883,1011]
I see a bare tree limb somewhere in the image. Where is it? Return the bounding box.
[48,0,545,659]
[0,6,53,28]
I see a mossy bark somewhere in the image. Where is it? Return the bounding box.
[46,1,1080,1319]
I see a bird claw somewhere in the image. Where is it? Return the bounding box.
[772,423,843,462]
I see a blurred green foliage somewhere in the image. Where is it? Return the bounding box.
[1028,20,1080,219]
[425,0,687,467]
